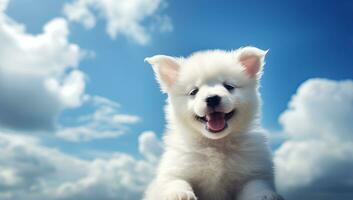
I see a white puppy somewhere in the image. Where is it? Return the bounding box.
[144,47,283,200]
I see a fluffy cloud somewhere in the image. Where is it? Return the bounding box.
[274,79,353,200]
[0,131,161,200]
[63,0,173,44]
[138,131,163,161]
[56,96,141,142]
[0,132,89,200]
[0,2,86,131]
[0,0,8,11]
[0,1,162,199]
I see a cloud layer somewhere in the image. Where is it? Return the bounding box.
[63,0,173,45]
[274,79,353,200]
[0,2,86,131]
[56,96,141,142]
[0,3,163,199]
[0,131,162,200]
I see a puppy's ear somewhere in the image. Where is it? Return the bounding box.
[145,55,181,92]
[236,46,268,78]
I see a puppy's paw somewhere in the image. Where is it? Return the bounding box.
[163,189,197,200]
[257,191,284,200]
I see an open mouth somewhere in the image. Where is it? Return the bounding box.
[195,110,235,133]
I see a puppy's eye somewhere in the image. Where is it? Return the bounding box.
[189,88,199,96]
[223,83,235,91]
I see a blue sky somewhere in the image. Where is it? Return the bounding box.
[0,0,353,200]
[8,0,353,153]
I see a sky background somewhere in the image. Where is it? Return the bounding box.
[0,0,352,200]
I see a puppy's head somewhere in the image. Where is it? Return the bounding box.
[146,47,267,140]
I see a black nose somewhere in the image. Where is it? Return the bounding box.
[206,95,221,108]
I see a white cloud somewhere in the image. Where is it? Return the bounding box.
[139,131,163,161]
[0,132,89,200]
[274,79,353,199]
[0,1,160,199]
[0,168,22,187]
[0,3,86,131]
[0,131,161,200]
[63,0,172,45]
[0,0,8,11]
[113,114,141,124]
[56,96,140,142]
[45,70,86,108]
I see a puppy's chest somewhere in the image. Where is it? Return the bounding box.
[187,147,245,193]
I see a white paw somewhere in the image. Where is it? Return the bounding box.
[164,189,197,200]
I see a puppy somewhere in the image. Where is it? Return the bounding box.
[144,47,283,200]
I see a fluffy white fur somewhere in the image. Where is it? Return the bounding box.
[144,47,283,200]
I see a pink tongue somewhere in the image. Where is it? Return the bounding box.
[206,112,226,132]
